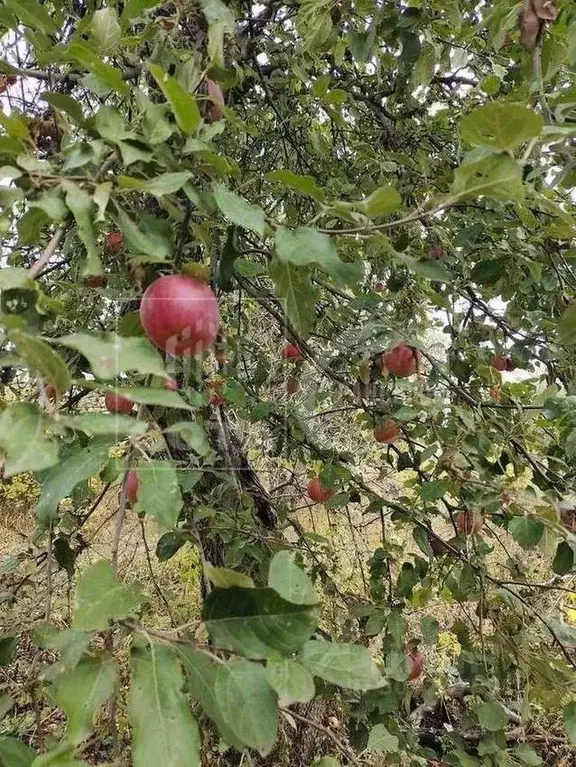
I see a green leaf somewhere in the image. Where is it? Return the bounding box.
[300,641,385,690]
[67,42,129,96]
[165,421,213,457]
[212,183,266,237]
[36,440,112,522]
[11,331,70,392]
[275,227,361,284]
[367,723,399,753]
[558,303,576,345]
[269,260,318,339]
[476,700,508,731]
[564,701,576,744]
[265,657,315,705]
[268,550,317,605]
[384,648,409,682]
[119,172,192,197]
[178,647,241,748]
[91,8,120,54]
[156,531,186,562]
[4,0,59,34]
[360,186,402,217]
[148,64,200,136]
[508,517,544,550]
[121,0,162,26]
[266,170,325,201]
[513,743,542,766]
[72,560,145,631]
[42,92,84,124]
[461,103,544,151]
[0,636,16,666]
[0,403,59,478]
[30,741,88,766]
[113,207,173,260]
[205,564,254,589]
[57,333,166,380]
[553,541,574,575]
[396,253,451,282]
[136,461,183,530]
[410,42,436,88]
[451,153,524,201]
[214,659,278,756]
[0,737,36,767]
[130,643,200,767]
[100,386,190,410]
[62,181,100,276]
[201,0,235,66]
[419,480,450,502]
[203,586,318,659]
[35,628,90,680]
[470,257,507,285]
[63,413,148,437]
[50,657,117,745]
[30,189,67,222]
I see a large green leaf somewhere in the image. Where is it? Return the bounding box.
[213,184,266,237]
[564,701,576,744]
[91,8,121,54]
[63,181,100,275]
[35,440,112,522]
[450,153,524,201]
[367,724,399,753]
[201,0,235,66]
[265,657,315,705]
[148,64,201,136]
[558,303,576,345]
[461,103,544,151]
[67,42,129,96]
[476,700,508,731]
[113,207,173,260]
[57,333,166,379]
[203,586,318,659]
[4,0,59,34]
[269,259,318,339]
[360,185,402,217]
[121,0,162,26]
[275,227,362,284]
[72,560,145,631]
[508,517,544,550]
[0,737,36,767]
[268,550,318,605]
[11,331,70,392]
[0,403,59,477]
[63,413,148,437]
[300,640,385,690]
[214,659,278,756]
[136,461,183,529]
[50,657,117,745]
[266,170,325,201]
[129,643,200,767]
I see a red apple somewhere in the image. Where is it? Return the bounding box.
[559,501,576,532]
[44,384,60,401]
[165,377,178,391]
[124,470,139,506]
[381,344,417,377]
[139,275,220,357]
[505,358,516,372]
[105,231,124,254]
[374,281,385,292]
[209,391,226,407]
[490,355,507,371]
[428,534,449,557]
[286,376,300,395]
[428,244,445,260]
[373,420,400,444]
[406,647,424,681]
[205,79,225,122]
[307,478,334,504]
[456,510,484,535]
[84,274,107,288]
[215,349,227,365]
[104,391,134,415]
[282,343,303,361]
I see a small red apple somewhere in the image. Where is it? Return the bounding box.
[215,349,227,365]
[286,376,300,395]
[209,391,226,407]
[139,275,220,357]
[307,478,334,504]
[428,533,449,557]
[490,355,507,372]
[105,231,124,254]
[205,79,225,122]
[406,646,424,681]
[104,391,134,415]
[428,244,445,260]
[43,384,60,401]
[456,510,484,535]
[505,358,516,372]
[84,274,107,288]
[374,281,385,292]
[381,343,417,377]
[373,420,400,444]
[165,377,178,391]
[124,469,139,506]
[559,501,576,532]
[282,343,303,361]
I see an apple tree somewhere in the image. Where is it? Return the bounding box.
[0,1,576,766]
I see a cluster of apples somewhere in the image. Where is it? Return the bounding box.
[282,342,303,395]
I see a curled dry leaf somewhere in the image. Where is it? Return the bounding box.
[519,0,558,51]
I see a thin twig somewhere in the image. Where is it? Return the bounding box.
[28,225,67,278]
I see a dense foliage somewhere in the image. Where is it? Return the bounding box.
[1,1,576,765]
